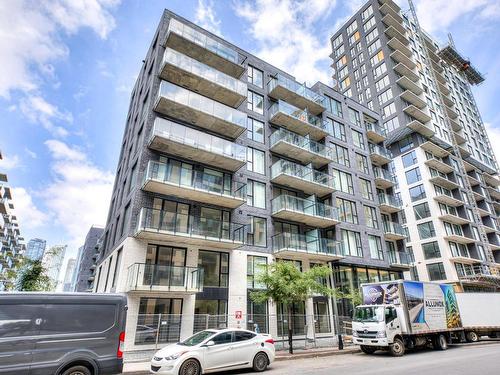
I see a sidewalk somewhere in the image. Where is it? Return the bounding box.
[123,346,360,374]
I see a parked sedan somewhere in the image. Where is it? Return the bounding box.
[150,328,275,375]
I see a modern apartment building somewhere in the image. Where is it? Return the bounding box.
[62,257,76,292]
[330,0,500,292]
[0,151,25,291]
[26,238,47,261]
[74,225,104,292]
[43,244,67,290]
[95,10,409,351]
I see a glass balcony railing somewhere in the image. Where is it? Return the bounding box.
[369,143,393,159]
[272,232,343,257]
[383,221,406,237]
[151,118,246,162]
[270,128,332,159]
[271,160,335,189]
[144,160,246,200]
[271,195,339,221]
[373,167,396,183]
[388,251,410,265]
[168,18,239,64]
[365,122,387,137]
[158,81,247,129]
[378,193,402,208]
[136,207,246,244]
[162,48,247,96]
[269,101,325,130]
[268,74,325,107]
[126,263,204,292]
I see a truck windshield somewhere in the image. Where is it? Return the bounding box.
[353,306,384,322]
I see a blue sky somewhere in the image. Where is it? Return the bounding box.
[1,0,500,277]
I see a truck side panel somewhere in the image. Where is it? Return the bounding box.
[456,293,500,328]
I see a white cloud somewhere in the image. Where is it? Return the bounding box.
[11,187,49,228]
[484,123,500,166]
[20,95,73,137]
[0,153,21,170]
[234,0,337,85]
[195,0,222,35]
[45,139,86,161]
[25,148,38,159]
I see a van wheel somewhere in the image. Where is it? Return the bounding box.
[434,334,448,350]
[253,352,269,372]
[389,338,405,357]
[179,359,201,375]
[466,331,479,343]
[61,366,91,375]
[360,345,377,354]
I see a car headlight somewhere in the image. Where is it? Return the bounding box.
[376,331,386,338]
[153,356,163,361]
[352,331,358,337]
[164,352,187,361]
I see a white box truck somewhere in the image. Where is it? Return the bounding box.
[455,293,500,342]
[352,280,463,356]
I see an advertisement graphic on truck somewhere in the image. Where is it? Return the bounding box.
[361,281,461,333]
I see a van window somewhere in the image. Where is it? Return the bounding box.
[39,304,116,335]
[0,304,38,338]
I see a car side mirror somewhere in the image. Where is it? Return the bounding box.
[203,340,215,347]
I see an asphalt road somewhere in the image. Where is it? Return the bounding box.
[201,341,500,375]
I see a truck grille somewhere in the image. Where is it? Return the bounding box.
[356,330,378,338]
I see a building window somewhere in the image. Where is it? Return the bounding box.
[331,143,350,167]
[356,153,369,174]
[399,136,414,153]
[364,206,379,229]
[333,169,354,194]
[247,180,266,209]
[341,229,362,257]
[348,107,361,126]
[198,250,229,287]
[368,235,383,260]
[373,62,387,79]
[247,90,264,114]
[325,96,343,118]
[413,202,431,220]
[326,118,346,141]
[359,178,373,200]
[402,151,417,168]
[422,241,441,259]
[247,255,267,289]
[427,262,447,281]
[247,65,263,88]
[136,298,183,345]
[247,147,265,174]
[417,221,436,240]
[351,129,365,149]
[409,184,426,202]
[247,118,264,143]
[336,197,358,224]
[250,216,267,247]
[405,167,422,184]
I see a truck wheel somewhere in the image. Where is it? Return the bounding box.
[466,331,479,343]
[61,366,91,375]
[389,338,405,357]
[360,345,377,354]
[434,334,448,350]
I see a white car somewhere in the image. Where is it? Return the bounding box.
[150,328,275,375]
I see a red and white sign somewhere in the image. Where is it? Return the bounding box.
[235,310,242,320]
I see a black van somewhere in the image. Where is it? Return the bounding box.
[0,293,127,375]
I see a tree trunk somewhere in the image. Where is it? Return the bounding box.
[288,305,293,354]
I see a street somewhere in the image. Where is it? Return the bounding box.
[134,341,500,375]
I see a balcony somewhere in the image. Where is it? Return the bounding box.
[387,37,412,58]
[484,173,500,188]
[270,129,332,168]
[165,18,245,78]
[438,212,470,225]
[149,118,246,172]
[0,198,8,215]
[390,50,416,70]
[383,221,406,241]
[403,105,431,123]
[440,93,454,108]
[272,233,343,261]
[271,195,339,228]
[454,131,467,145]
[457,265,500,283]
[443,232,475,245]
[424,156,454,174]
[429,171,460,190]
[448,117,462,132]
[396,76,423,96]
[384,25,409,45]
[126,263,203,294]
[365,122,386,143]
[437,81,451,97]
[487,186,500,201]
[381,13,406,36]
[369,144,392,166]
[142,161,246,209]
[267,74,325,115]
[159,48,247,108]
[270,160,335,196]
[467,173,481,186]
[155,81,247,139]
[393,62,419,82]
[449,253,481,265]
[400,90,426,109]
[388,251,411,268]
[379,2,402,20]
[135,207,246,249]
[373,167,396,189]
[445,104,459,120]
[268,101,327,141]
[378,193,402,213]
[407,119,435,138]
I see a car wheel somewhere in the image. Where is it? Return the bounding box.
[253,352,269,372]
[466,331,479,343]
[61,365,91,375]
[179,359,201,375]
[389,338,405,357]
[360,345,377,354]
[434,334,448,350]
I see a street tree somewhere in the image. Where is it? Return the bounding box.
[250,261,334,354]
[15,258,54,291]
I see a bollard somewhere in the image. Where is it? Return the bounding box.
[338,334,343,350]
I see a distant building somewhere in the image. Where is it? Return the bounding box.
[43,245,67,290]
[26,238,47,261]
[62,258,76,292]
[74,226,104,292]
[71,246,84,291]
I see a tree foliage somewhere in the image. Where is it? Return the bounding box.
[332,287,363,307]
[15,259,54,291]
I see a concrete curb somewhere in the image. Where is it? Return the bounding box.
[275,347,360,361]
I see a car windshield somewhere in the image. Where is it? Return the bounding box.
[353,306,384,322]
[179,330,216,346]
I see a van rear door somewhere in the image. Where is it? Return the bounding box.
[0,302,40,375]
